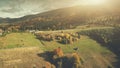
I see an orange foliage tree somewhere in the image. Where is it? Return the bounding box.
[54,47,64,58]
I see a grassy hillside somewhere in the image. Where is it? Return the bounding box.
[78,27,120,67]
[0,33,43,49]
[40,36,115,68]
[0,31,118,68]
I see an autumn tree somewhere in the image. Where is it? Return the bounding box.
[53,47,64,58]
[71,53,84,68]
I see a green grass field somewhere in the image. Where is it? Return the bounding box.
[0,32,114,56]
[0,32,116,68]
[0,33,43,49]
[0,32,114,55]
[40,35,115,68]
[41,36,111,53]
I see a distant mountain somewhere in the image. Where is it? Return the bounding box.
[0,5,120,30]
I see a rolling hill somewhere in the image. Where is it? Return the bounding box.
[0,5,120,30]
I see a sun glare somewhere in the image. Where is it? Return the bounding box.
[76,0,107,5]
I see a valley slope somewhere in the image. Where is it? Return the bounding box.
[0,5,120,30]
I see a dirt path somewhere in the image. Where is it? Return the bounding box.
[0,47,46,68]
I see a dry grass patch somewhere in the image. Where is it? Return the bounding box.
[0,47,46,68]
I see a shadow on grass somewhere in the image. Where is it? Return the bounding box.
[37,51,55,64]
[37,51,74,68]
[79,29,120,68]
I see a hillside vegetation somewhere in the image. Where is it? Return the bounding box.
[0,4,120,68]
[0,5,120,31]
[0,31,117,68]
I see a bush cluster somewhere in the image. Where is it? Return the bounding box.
[36,32,80,44]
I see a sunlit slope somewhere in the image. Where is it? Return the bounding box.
[0,33,43,49]
[18,5,120,30]
[0,47,45,68]
[0,5,120,30]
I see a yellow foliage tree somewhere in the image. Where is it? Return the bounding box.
[72,53,81,68]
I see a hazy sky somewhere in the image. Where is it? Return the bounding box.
[0,0,119,18]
